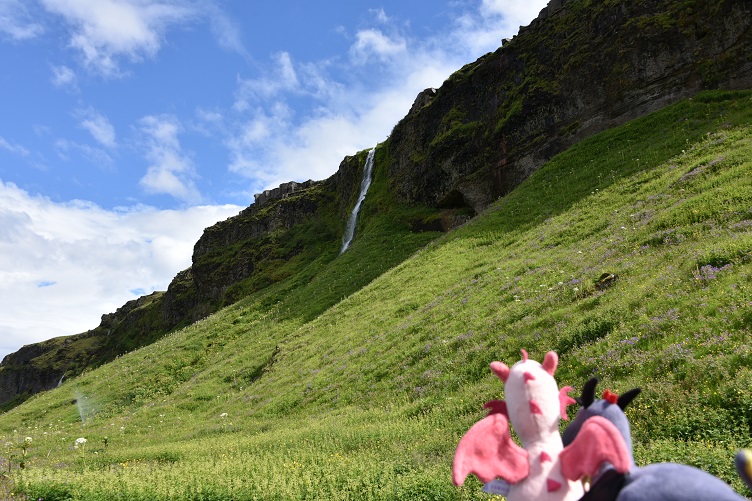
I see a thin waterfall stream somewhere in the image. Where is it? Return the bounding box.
[340,147,375,254]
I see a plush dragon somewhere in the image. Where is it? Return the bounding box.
[453,350,631,501]
[563,378,748,501]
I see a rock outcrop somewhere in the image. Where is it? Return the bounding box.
[0,292,164,410]
[253,180,317,206]
[387,0,752,213]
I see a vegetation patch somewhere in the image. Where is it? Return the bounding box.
[0,91,750,499]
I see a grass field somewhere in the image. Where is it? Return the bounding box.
[0,90,750,500]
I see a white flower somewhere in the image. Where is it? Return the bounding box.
[220,412,228,418]
[74,437,87,449]
[24,436,32,444]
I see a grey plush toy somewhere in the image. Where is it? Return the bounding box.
[736,450,752,492]
[563,378,747,501]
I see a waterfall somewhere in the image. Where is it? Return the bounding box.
[340,147,375,254]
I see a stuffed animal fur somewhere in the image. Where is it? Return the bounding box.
[563,378,747,501]
[453,351,631,501]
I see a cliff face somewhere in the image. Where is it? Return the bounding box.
[0,292,163,410]
[387,0,752,212]
[2,0,751,411]
[0,153,367,410]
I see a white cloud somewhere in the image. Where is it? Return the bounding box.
[0,180,241,361]
[481,0,547,21]
[369,8,390,25]
[452,0,549,53]
[349,29,406,64]
[0,136,29,157]
[38,0,248,76]
[234,52,300,112]
[76,107,117,148]
[39,0,197,76]
[195,108,223,125]
[54,138,114,168]
[138,114,201,203]
[224,1,549,194]
[206,3,248,58]
[0,0,44,41]
[192,107,225,137]
[51,64,78,89]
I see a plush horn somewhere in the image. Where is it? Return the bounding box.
[542,351,558,376]
[577,377,599,408]
[490,361,510,383]
[617,388,642,410]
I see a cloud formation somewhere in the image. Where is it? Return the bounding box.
[138,114,201,203]
[0,0,44,41]
[40,0,192,75]
[349,29,407,64]
[37,0,248,76]
[0,180,241,360]
[51,64,78,89]
[0,136,30,157]
[54,138,114,168]
[76,106,117,148]
[224,1,549,194]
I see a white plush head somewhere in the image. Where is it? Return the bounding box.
[490,350,562,445]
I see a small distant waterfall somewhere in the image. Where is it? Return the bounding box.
[340,147,376,254]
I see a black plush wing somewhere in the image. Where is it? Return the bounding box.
[579,469,626,501]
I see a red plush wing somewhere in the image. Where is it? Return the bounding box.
[452,412,529,486]
[559,415,631,481]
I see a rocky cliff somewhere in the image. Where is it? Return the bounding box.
[387,0,752,212]
[2,0,751,411]
[0,154,367,410]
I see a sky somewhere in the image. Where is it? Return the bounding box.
[0,0,549,361]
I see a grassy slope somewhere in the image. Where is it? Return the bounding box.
[0,90,751,500]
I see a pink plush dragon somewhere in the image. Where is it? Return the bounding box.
[453,350,631,500]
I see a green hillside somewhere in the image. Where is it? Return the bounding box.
[1,90,751,500]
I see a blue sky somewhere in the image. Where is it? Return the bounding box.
[0,0,548,361]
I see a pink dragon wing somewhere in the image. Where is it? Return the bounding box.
[559,415,631,481]
[452,412,529,486]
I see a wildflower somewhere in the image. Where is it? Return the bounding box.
[220,412,229,418]
[74,437,87,450]
[24,437,32,445]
